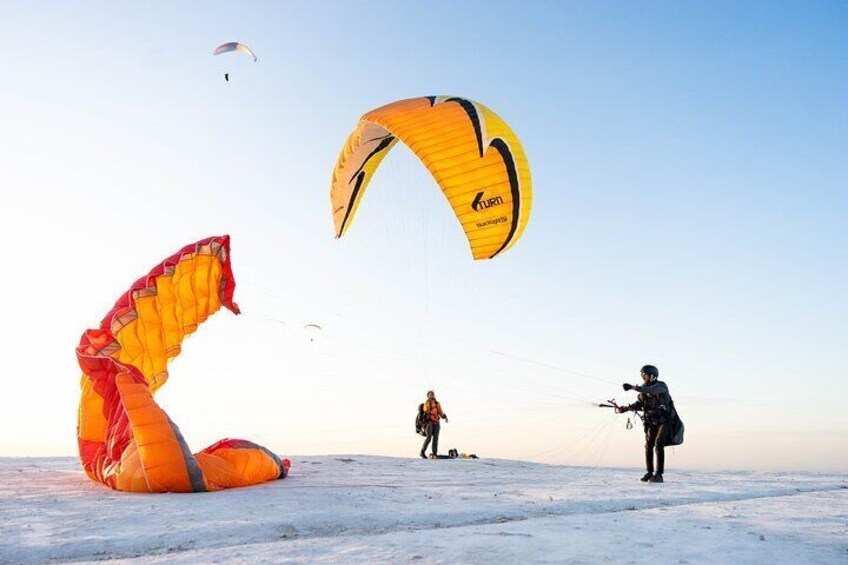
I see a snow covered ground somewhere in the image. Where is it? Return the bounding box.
[1,456,845,564]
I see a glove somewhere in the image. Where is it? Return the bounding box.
[443,415,449,423]
[622,383,633,391]
[615,405,629,414]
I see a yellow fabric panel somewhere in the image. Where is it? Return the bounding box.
[77,375,106,443]
[153,273,183,360]
[330,96,532,260]
[112,254,225,394]
[134,294,166,388]
[174,256,198,336]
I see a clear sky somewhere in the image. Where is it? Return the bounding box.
[1,1,845,471]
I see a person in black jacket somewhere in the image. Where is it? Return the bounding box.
[617,365,674,483]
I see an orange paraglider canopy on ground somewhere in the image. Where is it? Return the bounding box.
[76,235,289,493]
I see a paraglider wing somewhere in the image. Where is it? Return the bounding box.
[330,96,532,260]
[76,236,289,493]
[213,41,258,62]
[303,323,323,342]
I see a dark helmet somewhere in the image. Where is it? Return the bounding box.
[640,365,659,379]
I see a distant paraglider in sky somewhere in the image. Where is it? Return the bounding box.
[330,96,533,260]
[213,41,258,61]
[304,323,323,342]
[213,41,257,81]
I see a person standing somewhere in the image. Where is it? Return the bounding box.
[420,390,448,459]
[617,365,675,483]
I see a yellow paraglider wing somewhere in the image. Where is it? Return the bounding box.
[330,96,532,259]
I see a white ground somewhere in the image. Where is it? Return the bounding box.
[1,456,846,564]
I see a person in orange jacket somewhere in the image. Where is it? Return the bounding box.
[420,390,448,459]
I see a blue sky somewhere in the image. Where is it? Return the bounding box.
[0,1,845,470]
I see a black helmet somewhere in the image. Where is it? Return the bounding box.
[640,365,659,379]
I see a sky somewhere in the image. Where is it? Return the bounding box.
[0,1,845,471]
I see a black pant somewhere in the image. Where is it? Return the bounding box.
[645,423,671,475]
[422,422,440,455]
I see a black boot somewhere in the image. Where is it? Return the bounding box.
[649,473,664,483]
[640,472,654,482]
[419,451,427,459]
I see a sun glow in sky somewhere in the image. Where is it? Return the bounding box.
[1,1,845,471]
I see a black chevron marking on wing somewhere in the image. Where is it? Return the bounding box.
[338,171,366,237]
[349,136,396,184]
[445,97,484,158]
[487,138,521,258]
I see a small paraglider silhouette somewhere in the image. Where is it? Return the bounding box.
[304,323,323,342]
[213,42,257,82]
